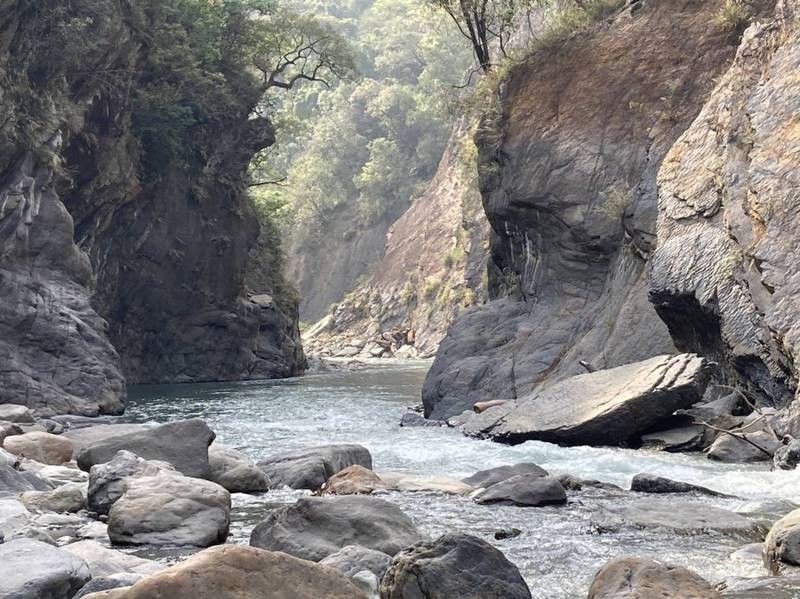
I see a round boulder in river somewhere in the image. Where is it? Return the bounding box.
[587,557,720,598]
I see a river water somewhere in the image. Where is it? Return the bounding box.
[123,361,799,598]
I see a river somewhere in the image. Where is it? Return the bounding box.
[122,361,799,598]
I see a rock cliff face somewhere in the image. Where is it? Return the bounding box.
[650,0,800,435]
[302,119,489,359]
[423,0,772,419]
[0,0,304,413]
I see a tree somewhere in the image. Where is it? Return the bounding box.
[426,0,535,72]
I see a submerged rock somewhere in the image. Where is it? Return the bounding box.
[76,419,215,479]
[380,533,532,599]
[0,538,91,599]
[249,495,422,561]
[257,444,372,490]
[764,508,800,573]
[208,443,269,493]
[88,450,176,515]
[399,412,444,428]
[463,354,714,446]
[3,432,74,465]
[630,473,731,498]
[462,463,548,488]
[379,472,474,495]
[587,557,720,599]
[474,474,567,507]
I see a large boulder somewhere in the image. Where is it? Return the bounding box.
[88,450,176,515]
[0,497,32,538]
[764,508,800,573]
[706,431,781,463]
[774,438,800,470]
[379,533,532,599]
[4,431,74,464]
[63,424,149,453]
[474,474,567,507]
[21,481,86,513]
[257,444,372,490]
[587,557,720,598]
[462,463,548,488]
[208,443,269,493]
[0,538,91,599]
[73,573,144,599]
[78,544,368,599]
[108,474,230,546]
[76,419,215,478]
[630,473,730,498]
[0,404,34,423]
[460,355,715,446]
[62,540,163,577]
[250,495,423,561]
[0,463,52,497]
[0,421,22,445]
[320,465,390,496]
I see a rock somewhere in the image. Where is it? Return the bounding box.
[257,444,372,490]
[0,421,23,445]
[62,540,164,577]
[730,542,764,564]
[0,538,91,599]
[587,557,720,599]
[473,400,508,413]
[380,533,531,599]
[26,462,89,486]
[352,571,380,598]
[108,474,231,546]
[640,424,707,452]
[399,412,444,428]
[764,508,800,573]
[0,463,52,497]
[0,404,34,423]
[319,465,390,495]
[462,463,548,488]
[320,544,392,579]
[494,528,521,540]
[3,431,74,464]
[0,497,32,538]
[474,474,567,507]
[78,544,368,599]
[630,473,731,498]
[592,498,762,538]
[208,443,270,493]
[76,419,215,479]
[76,520,109,540]
[380,472,474,495]
[21,481,86,513]
[707,431,781,463]
[0,447,19,468]
[774,439,800,470]
[461,355,715,445]
[31,512,89,540]
[88,450,176,515]
[721,575,800,598]
[556,474,621,492]
[73,573,144,599]
[250,495,423,561]
[63,424,149,453]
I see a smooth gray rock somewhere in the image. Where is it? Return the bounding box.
[640,424,707,452]
[380,533,532,599]
[0,404,33,423]
[62,540,163,577]
[0,464,51,497]
[399,412,444,428]
[764,508,800,572]
[556,474,621,492]
[321,545,392,579]
[208,443,269,493]
[587,557,719,599]
[76,419,215,479]
[462,463,548,488]
[108,473,231,546]
[0,538,91,599]
[250,495,422,561]
[462,354,715,446]
[774,439,800,470]
[630,473,731,498]
[474,474,567,507]
[707,431,781,463]
[0,421,23,445]
[0,447,19,468]
[257,444,372,490]
[73,573,143,599]
[0,497,32,538]
[88,450,176,515]
[21,482,86,513]
[63,424,149,453]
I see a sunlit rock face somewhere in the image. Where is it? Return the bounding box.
[650,3,800,436]
[423,0,774,419]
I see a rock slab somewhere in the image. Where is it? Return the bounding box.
[0,538,91,599]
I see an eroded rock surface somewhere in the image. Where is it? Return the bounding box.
[257,444,372,490]
[588,557,720,599]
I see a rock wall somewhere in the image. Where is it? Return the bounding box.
[302,118,490,359]
[423,0,772,419]
[650,0,800,435]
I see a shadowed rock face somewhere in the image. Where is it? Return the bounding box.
[650,3,800,435]
[423,0,771,420]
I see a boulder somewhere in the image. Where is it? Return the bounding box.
[0,447,19,468]
[461,354,714,445]
[108,474,230,546]
[21,481,86,513]
[208,443,270,493]
[721,575,800,598]
[3,431,74,464]
[587,557,720,598]
[707,431,781,463]
[630,473,731,498]
[63,424,149,453]
[0,421,23,445]
[0,538,91,599]
[26,462,88,486]
[462,463,548,488]
[320,465,390,495]
[399,413,444,428]
[0,404,34,423]
[0,463,52,497]
[380,473,473,495]
[764,508,800,573]
[321,544,392,579]
[62,540,164,577]
[77,544,368,599]
[258,444,372,490]
[774,439,800,470]
[250,495,423,561]
[474,474,567,507]
[380,533,531,599]
[73,573,144,599]
[0,497,32,538]
[592,498,762,538]
[88,450,176,515]
[76,419,215,479]
[556,474,621,492]
[30,512,87,540]
[640,424,707,452]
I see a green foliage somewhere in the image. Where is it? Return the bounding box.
[714,0,749,31]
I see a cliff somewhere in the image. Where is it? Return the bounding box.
[423,0,773,419]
